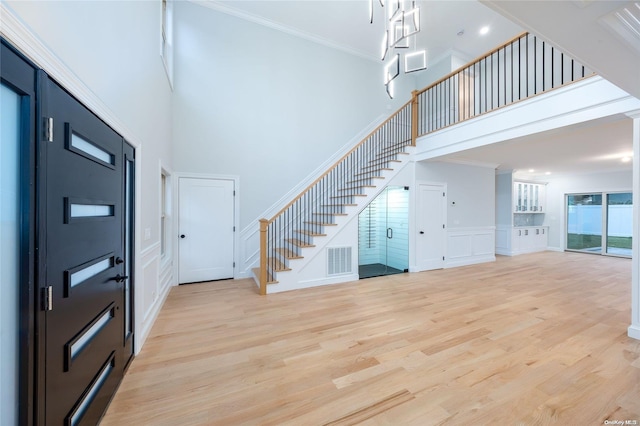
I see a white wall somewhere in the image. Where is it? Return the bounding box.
[415,161,496,267]
[172,1,412,230]
[4,0,174,351]
[495,171,513,227]
[543,170,632,250]
[416,161,496,228]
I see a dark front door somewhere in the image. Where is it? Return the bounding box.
[42,77,128,425]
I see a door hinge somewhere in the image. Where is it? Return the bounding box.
[443,192,445,197]
[42,286,53,311]
[442,224,445,229]
[233,226,236,232]
[443,256,445,261]
[233,190,236,196]
[44,117,54,142]
[233,262,236,268]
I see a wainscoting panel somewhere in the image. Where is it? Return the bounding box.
[137,242,172,354]
[446,227,496,268]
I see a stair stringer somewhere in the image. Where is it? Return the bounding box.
[264,148,415,294]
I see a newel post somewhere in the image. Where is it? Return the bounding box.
[259,219,268,296]
[411,90,419,146]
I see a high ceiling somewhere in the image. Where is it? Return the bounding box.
[198,1,524,63]
[194,0,638,177]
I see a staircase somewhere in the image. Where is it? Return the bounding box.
[251,100,415,294]
[252,31,594,295]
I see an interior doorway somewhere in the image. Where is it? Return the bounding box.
[415,183,446,271]
[178,177,235,283]
[358,186,409,279]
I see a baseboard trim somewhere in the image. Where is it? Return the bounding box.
[269,273,360,294]
[628,325,640,340]
[446,255,496,269]
[136,282,171,355]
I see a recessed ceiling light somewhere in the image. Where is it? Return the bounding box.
[479,26,490,35]
[545,172,552,175]
[457,29,465,36]
[622,156,631,163]
[528,168,535,173]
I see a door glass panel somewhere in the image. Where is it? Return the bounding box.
[70,308,114,359]
[606,192,632,256]
[70,203,114,218]
[125,159,133,341]
[0,83,21,426]
[567,193,602,253]
[69,258,111,288]
[71,133,113,164]
[69,354,114,426]
[358,186,408,279]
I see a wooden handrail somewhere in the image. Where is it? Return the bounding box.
[414,31,528,98]
[266,100,412,224]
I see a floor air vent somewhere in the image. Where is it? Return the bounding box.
[327,247,352,276]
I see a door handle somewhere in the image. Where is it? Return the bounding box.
[180,234,186,239]
[112,274,129,283]
[115,257,124,265]
[419,231,424,234]
[387,228,393,239]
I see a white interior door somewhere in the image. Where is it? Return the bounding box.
[179,178,234,283]
[416,183,446,271]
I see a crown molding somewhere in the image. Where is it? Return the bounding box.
[189,0,380,63]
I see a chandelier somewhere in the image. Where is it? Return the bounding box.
[369,0,427,98]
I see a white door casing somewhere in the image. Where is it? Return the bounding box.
[178,178,234,283]
[416,183,446,271]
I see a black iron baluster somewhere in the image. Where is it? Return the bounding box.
[533,36,538,95]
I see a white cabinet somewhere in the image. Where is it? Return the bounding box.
[534,227,547,250]
[511,226,548,255]
[513,181,546,213]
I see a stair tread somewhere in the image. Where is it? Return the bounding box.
[251,267,278,284]
[380,145,409,153]
[304,221,337,226]
[321,203,358,207]
[355,168,392,176]
[267,257,291,272]
[367,159,401,166]
[275,248,303,259]
[313,212,348,216]
[286,238,315,248]
[347,176,385,184]
[338,185,375,191]
[375,152,408,161]
[296,229,327,237]
[330,194,367,199]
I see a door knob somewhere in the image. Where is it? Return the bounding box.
[180,234,186,239]
[419,231,424,234]
[112,274,129,283]
[115,257,124,265]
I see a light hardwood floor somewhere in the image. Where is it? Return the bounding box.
[102,252,640,425]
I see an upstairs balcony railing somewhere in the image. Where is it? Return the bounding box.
[258,32,595,294]
[415,31,594,136]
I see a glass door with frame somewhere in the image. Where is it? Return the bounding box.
[566,192,632,257]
